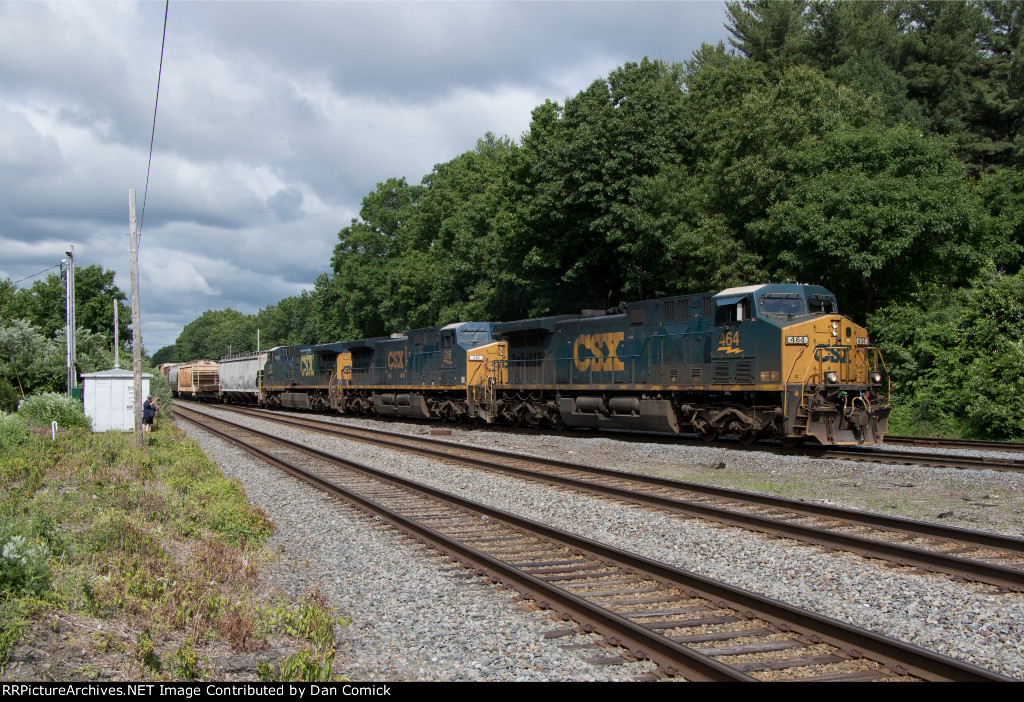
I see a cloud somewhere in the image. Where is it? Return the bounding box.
[0,0,731,350]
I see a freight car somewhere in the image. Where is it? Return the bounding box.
[260,283,888,446]
[219,350,274,405]
[174,359,220,401]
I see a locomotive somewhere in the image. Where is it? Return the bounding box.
[254,283,890,446]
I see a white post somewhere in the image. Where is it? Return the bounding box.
[113,299,119,369]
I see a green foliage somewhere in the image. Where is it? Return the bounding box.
[262,649,336,683]
[173,640,202,681]
[871,266,1024,439]
[0,412,29,451]
[17,392,92,431]
[0,377,19,413]
[725,0,1024,172]
[151,344,177,366]
[1,265,131,354]
[0,600,29,673]
[0,319,64,395]
[0,534,52,598]
[175,308,258,361]
[159,7,1023,439]
[136,629,162,674]
[256,587,347,682]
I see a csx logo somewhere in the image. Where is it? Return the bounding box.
[815,346,849,363]
[300,355,314,377]
[573,332,625,372]
[387,350,406,369]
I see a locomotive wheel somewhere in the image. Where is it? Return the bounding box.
[698,427,718,443]
[739,430,759,445]
[779,436,804,449]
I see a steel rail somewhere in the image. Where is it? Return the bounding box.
[175,406,1014,682]
[190,403,1024,591]
[884,435,1024,454]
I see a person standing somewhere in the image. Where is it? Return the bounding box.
[143,396,158,433]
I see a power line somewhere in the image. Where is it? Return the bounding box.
[139,0,169,236]
[9,261,62,286]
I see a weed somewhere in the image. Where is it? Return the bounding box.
[263,649,336,682]
[136,629,162,674]
[173,640,202,681]
[219,605,265,653]
[0,602,27,673]
[17,393,92,431]
[0,411,29,451]
[0,534,52,598]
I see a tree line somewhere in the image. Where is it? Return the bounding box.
[0,266,133,411]
[139,2,1024,438]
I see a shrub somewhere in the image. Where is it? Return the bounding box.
[18,392,92,431]
[0,412,29,451]
[0,535,52,598]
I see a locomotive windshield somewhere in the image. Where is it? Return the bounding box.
[758,295,805,317]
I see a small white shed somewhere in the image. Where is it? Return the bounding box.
[81,368,152,432]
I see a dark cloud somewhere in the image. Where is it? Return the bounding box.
[0,1,730,350]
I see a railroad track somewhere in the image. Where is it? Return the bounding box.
[174,404,1011,681]
[181,402,1024,592]
[885,435,1024,454]
[815,445,1024,473]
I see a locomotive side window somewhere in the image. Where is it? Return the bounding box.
[809,296,837,314]
[714,298,749,324]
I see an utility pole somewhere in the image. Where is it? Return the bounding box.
[113,299,120,369]
[64,245,76,396]
[129,190,144,447]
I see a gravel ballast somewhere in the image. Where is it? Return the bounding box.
[179,408,1024,681]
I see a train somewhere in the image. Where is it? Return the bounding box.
[164,283,891,446]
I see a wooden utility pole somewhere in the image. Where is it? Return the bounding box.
[129,189,144,447]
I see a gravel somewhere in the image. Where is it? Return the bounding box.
[178,408,1024,681]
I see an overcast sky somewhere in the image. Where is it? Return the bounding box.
[0,0,731,352]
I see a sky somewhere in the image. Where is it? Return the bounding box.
[0,0,731,353]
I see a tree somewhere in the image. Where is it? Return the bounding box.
[174,309,257,361]
[0,265,131,353]
[329,177,425,338]
[755,122,987,315]
[502,59,690,313]
[871,265,1024,439]
[725,1,1024,171]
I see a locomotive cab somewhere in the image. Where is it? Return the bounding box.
[705,284,890,445]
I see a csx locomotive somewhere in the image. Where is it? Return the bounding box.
[253,283,889,446]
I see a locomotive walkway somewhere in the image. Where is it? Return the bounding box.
[175,404,1012,681]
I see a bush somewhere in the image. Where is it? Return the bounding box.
[0,535,52,598]
[0,412,29,450]
[17,392,92,431]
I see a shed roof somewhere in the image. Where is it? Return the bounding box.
[81,368,153,379]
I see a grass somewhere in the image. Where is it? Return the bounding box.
[0,419,350,681]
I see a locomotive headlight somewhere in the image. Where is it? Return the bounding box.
[831,320,839,337]
[825,371,839,384]
[870,372,882,385]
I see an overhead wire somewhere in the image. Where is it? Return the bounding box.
[139,0,170,237]
[10,263,63,288]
